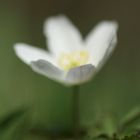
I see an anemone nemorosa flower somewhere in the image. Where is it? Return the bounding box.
[14,15,118,86]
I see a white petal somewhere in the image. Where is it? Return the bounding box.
[85,21,118,68]
[14,43,55,65]
[31,59,64,83]
[44,15,83,55]
[31,60,96,86]
[65,64,96,85]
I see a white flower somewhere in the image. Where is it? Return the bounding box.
[14,15,118,86]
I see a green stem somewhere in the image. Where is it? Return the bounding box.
[73,85,80,139]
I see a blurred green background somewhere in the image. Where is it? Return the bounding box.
[0,0,140,139]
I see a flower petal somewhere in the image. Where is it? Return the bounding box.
[14,43,55,65]
[85,21,118,68]
[65,64,96,85]
[30,59,64,83]
[44,15,83,55]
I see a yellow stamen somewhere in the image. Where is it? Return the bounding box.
[58,50,89,71]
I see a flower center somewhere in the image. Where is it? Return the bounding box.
[58,50,89,71]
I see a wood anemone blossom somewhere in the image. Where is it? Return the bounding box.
[14,15,118,86]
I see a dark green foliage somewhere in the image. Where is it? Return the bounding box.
[121,135,140,140]
[0,109,29,140]
[117,107,140,137]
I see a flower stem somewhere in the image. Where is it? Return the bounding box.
[73,85,80,139]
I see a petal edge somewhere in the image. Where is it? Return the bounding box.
[30,59,64,83]
[65,64,96,85]
[44,15,83,55]
[14,43,55,65]
[86,21,118,68]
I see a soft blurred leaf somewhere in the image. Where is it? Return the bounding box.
[86,113,117,139]
[0,108,29,140]
[117,107,140,137]
[0,109,26,129]
[121,135,140,140]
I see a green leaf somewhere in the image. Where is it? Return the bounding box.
[0,109,26,129]
[86,113,117,139]
[85,135,140,140]
[117,107,140,136]
[121,135,140,140]
[0,108,29,140]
